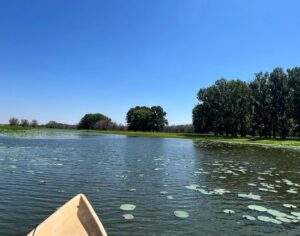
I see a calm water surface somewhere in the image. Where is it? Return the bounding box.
[0,130,300,235]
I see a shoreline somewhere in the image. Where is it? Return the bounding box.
[1,125,300,150]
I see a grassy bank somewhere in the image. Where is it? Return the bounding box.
[1,124,300,148]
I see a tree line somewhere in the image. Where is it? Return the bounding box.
[193,67,300,139]
[7,66,300,138]
[7,106,169,132]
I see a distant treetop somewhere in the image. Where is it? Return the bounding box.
[78,113,111,129]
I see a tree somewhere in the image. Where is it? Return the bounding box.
[20,119,29,127]
[126,106,168,131]
[192,104,212,133]
[78,113,111,129]
[94,120,119,130]
[126,106,153,131]
[249,72,272,137]
[9,117,19,126]
[193,79,251,136]
[288,67,300,137]
[45,121,76,129]
[30,120,38,127]
[150,106,168,131]
[269,68,290,138]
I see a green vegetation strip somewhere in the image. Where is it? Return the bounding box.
[1,125,300,148]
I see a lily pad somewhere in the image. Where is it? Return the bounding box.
[223,209,235,214]
[276,216,292,223]
[257,216,282,224]
[160,191,168,195]
[185,184,199,191]
[174,210,189,219]
[291,212,300,217]
[120,204,136,211]
[122,214,134,220]
[248,205,267,212]
[287,189,298,194]
[283,204,297,209]
[238,193,261,201]
[267,209,287,218]
[213,188,230,195]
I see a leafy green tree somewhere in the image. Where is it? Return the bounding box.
[150,106,168,131]
[249,72,272,137]
[78,113,111,129]
[30,120,38,127]
[9,117,19,126]
[126,106,168,131]
[288,67,300,137]
[194,79,251,136]
[20,119,29,127]
[269,68,290,138]
[192,103,212,133]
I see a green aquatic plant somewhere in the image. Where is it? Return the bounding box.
[248,205,267,212]
[223,209,235,214]
[120,204,136,211]
[257,216,282,224]
[291,212,300,217]
[276,216,292,223]
[283,204,297,209]
[267,209,287,218]
[185,184,199,191]
[213,188,230,195]
[160,191,168,195]
[122,214,134,220]
[238,193,261,201]
[174,210,189,218]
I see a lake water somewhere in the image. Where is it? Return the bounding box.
[0,130,300,235]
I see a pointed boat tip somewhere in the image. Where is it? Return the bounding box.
[77,193,86,198]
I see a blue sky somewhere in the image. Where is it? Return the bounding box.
[1,0,300,125]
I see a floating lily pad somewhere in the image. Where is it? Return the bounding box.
[238,193,261,201]
[120,204,136,211]
[257,216,282,224]
[267,209,287,218]
[160,191,168,195]
[185,184,199,191]
[215,188,230,195]
[248,205,267,212]
[291,212,300,217]
[122,214,134,220]
[174,210,189,218]
[287,189,298,194]
[223,209,235,214]
[198,189,213,195]
[243,215,256,221]
[276,216,292,223]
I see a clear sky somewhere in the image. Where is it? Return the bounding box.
[1,0,300,125]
